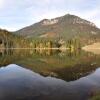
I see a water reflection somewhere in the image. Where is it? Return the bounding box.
[0,49,100,82]
[0,64,100,100]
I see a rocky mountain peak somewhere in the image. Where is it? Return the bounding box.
[41,18,58,25]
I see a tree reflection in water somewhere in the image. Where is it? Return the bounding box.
[0,49,100,81]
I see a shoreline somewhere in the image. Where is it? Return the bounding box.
[0,48,70,50]
[82,42,100,54]
[82,42,100,50]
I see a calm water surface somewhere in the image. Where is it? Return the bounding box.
[0,49,100,100]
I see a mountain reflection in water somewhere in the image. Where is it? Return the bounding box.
[0,49,100,82]
[0,64,100,100]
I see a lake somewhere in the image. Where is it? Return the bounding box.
[0,49,100,100]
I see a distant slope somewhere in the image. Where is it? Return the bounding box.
[15,14,100,40]
[0,29,29,48]
[0,29,15,48]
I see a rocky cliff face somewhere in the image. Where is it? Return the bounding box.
[42,19,58,25]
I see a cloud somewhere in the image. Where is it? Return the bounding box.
[0,0,5,9]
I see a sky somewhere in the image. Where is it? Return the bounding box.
[0,0,100,31]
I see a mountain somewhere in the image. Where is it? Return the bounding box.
[15,14,100,41]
